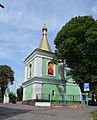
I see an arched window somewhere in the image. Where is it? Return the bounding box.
[48,61,54,76]
[29,63,32,77]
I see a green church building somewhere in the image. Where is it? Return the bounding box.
[22,24,81,106]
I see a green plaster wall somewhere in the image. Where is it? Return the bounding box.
[42,83,81,102]
[42,58,59,80]
[24,84,32,100]
[66,85,81,101]
[66,85,80,95]
[42,84,63,101]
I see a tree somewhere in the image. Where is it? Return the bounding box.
[17,86,23,101]
[0,65,14,102]
[54,16,97,92]
[9,92,16,103]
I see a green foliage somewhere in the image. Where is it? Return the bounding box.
[17,86,23,101]
[0,65,14,102]
[54,16,97,92]
[91,111,97,120]
[9,92,16,103]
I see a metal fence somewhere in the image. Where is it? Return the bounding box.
[36,93,96,107]
[36,94,81,103]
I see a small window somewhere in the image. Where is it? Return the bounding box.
[52,90,55,96]
[29,63,32,76]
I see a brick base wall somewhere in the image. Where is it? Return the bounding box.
[22,100,35,106]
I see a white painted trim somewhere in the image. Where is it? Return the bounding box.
[23,88,25,100]
[25,54,53,66]
[22,79,65,88]
[24,66,27,82]
[35,102,50,107]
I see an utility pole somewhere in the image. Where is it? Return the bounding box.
[0,4,4,9]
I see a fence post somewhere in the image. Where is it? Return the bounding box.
[49,94,52,107]
[64,94,67,105]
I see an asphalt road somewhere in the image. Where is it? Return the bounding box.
[0,103,97,120]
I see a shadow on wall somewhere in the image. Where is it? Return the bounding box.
[58,64,64,80]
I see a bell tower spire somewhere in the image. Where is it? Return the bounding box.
[38,24,52,52]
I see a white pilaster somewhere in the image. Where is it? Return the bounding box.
[24,66,27,82]
[23,88,25,100]
[32,83,42,99]
[34,57,42,77]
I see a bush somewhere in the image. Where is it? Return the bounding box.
[9,92,16,104]
[91,111,97,120]
[17,86,23,101]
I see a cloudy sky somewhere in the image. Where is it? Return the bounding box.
[0,0,97,89]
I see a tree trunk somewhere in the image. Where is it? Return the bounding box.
[79,84,84,93]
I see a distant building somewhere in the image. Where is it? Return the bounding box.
[22,24,81,106]
[3,88,9,103]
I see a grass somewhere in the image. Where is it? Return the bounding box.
[91,111,97,120]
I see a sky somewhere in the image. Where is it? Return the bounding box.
[0,0,97,91]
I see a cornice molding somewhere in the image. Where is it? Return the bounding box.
[24,48,54,64]
[22,77,67,87]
